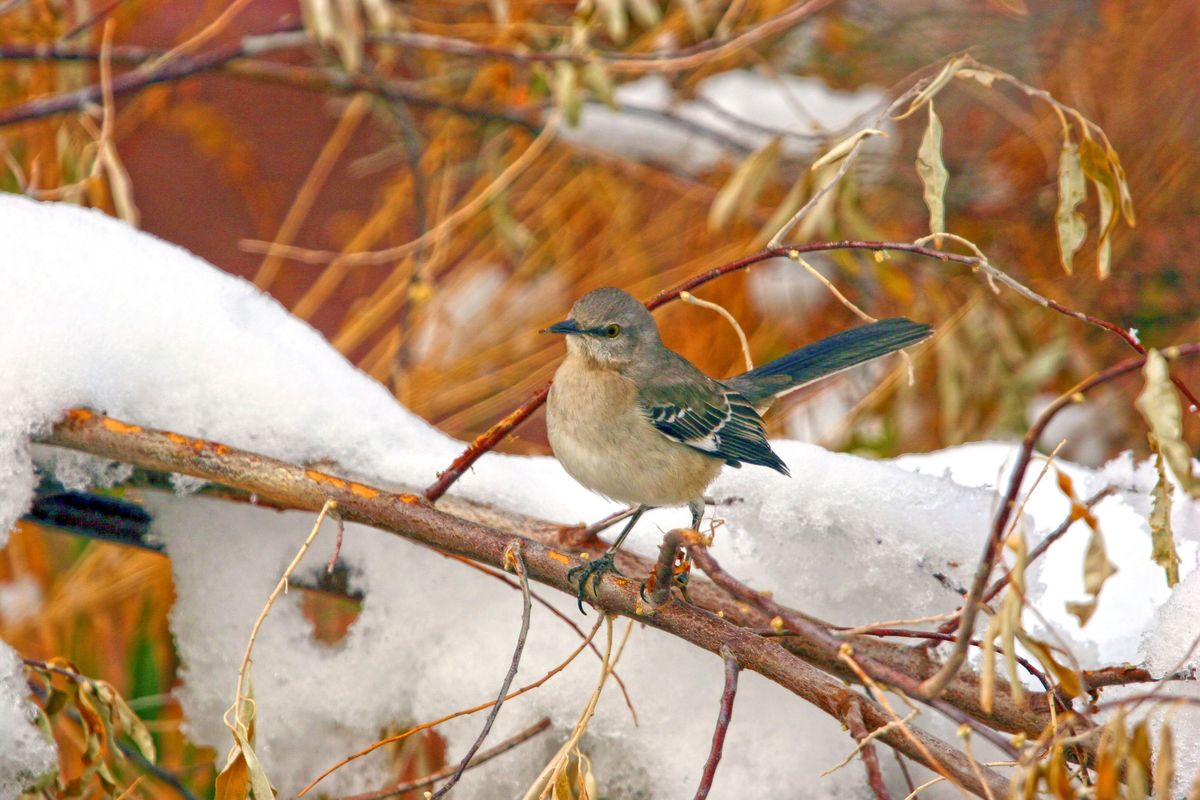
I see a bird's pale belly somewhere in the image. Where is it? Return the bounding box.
[546,359,722,508]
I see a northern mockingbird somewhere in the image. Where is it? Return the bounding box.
[543,287,932,608]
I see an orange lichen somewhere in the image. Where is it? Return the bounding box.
[102,418,143,434]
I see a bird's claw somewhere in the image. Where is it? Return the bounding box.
[567,552,623,613]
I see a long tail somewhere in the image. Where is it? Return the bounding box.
[726,318,932,406]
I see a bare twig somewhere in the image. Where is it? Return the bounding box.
[339,718,552,800]
[844,699,893,800]
[0,26,311,128]
[228,500,337,732]
[429,543,532,798]
[694,647,741,800]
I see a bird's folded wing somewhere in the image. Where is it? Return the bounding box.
[636,382,790,475]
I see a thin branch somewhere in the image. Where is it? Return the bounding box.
[41,409,1012,799]
[844,697,893,800]
[429,543,532,799]
[694,647,741,800]
[0,26,311,128]
[338,718,552,800]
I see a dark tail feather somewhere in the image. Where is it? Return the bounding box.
[727,318,932,406]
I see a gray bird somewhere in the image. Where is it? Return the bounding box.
[542,286,932,608]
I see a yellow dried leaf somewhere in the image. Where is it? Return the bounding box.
[1055,139,1088,274]
[709,137,781,230]
[916,102,948,235]
[1082,527,1118,596]
[1156,723,1175,800]
[553,62,582,127]
[1018,633,1082,698]
[1128,721,1152,800]
[1136,350,1200,498]
[1148,451,1181,586]
[956,67,997,87]
[1046,746,1074,799]
[810,128,886,170]
[581,62,616,109]
[1079,137,1120,278]
[215,751,251,800]
[896,56,965,119]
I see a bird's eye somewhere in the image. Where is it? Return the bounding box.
[604,323,621,338]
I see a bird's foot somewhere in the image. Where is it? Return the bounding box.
[639,544,694,606]
[567,552,623,613]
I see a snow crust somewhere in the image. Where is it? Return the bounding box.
[1,194,1198,795]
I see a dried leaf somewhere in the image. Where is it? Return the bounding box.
[1156,723,1175,800]
[108,682,157,762]
[215,751,251,800]
[955,67,997,87]
[1136,349,1200,498]
[597,0,628,43]
[1046,746,1074,799]
[1148,450,1181,586]
[896,56,965,119]
[677,0,706,37]
[1128,721,1152,800]
[1067,525,1117,626]
[1055,139,1088,275]
[810,128,886,170]
[626,0,660,27]
[1079,137,1120,278]
[1018,633,1082,698]
[915,102,948,235]
[553,62,582,127]
[709,137,781,230]
[979,612,1000,713]
[581,62,616,109]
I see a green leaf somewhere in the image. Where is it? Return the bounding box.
[1055,139,1088,274]
[915,102,948,235]
[1135,349,1200,498]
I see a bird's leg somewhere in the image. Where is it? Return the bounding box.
[567,505,647,613]
[688,498,705,531]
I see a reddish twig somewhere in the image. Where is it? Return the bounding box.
[694,647,741,800]
[844,701,892,800]
[422,240,1199,502]
[921,343,1200,699]
[424,384,549,501]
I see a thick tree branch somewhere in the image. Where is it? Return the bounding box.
[40,409,1009,798]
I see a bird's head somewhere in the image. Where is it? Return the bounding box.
[541,287,661,370]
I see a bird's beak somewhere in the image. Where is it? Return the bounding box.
[540,319,583,335]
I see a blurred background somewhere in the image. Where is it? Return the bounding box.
[1,0,1198,794]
